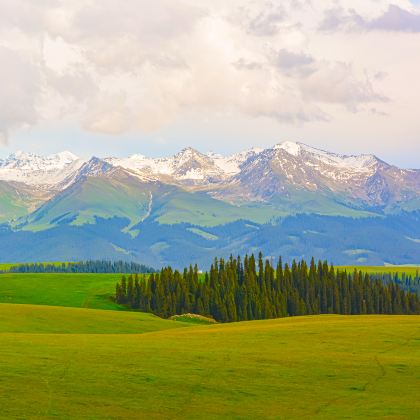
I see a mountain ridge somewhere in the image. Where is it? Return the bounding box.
[0,142,419,266]
[1,141,417,190]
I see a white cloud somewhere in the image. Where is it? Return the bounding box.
[0,0,418,157]
[0,46,41,143]
[300,61,388,109]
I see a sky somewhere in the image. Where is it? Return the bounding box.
[0,0,419,167]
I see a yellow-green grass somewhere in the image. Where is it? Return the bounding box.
[340,265,420,277]
[0,303,189,334]
[0,273,124,310]
[0,261,70,271]
[0,311,419,419]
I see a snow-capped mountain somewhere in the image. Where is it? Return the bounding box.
[106,147,222,184]
[0,142,419,266]
[222,142,419,208]
[0,151,84,188]
[1,142,419,210]
[106,146,263,185]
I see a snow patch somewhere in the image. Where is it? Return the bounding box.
[0,151,84,187]
[274,141,302,156]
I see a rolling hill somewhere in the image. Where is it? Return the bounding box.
[0,307,418,419]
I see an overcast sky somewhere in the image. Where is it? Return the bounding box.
[0,0,419,167]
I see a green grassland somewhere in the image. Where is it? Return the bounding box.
[0,303,189,334]
[0,261,71,271]
[0,273,122,310]
[0,310,419,419]
[0,270,419,418]
[340,265,420,277]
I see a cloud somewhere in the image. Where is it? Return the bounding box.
[275,49,315,76]
[83,93,129,134]
[0,0,413,143]
[300,62,388,110]
[247,1,286,36]
[0,47,41,143]
[368,4,420,31]
[320,4,420,32]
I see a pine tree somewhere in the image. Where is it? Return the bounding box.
[115,253,420,322]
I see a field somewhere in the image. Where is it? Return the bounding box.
[340,265,419,277]
[0,273,122,310]
[0,308,419,418]
[0,303,189,334]
[0,270,419,418]
[0,261,71,271]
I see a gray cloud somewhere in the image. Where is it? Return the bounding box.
[276,49,315,77]
[247,1,286,36]
[320,5,420,32]
[368,5,420,32]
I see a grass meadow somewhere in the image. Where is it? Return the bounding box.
[0,268,419,418]
[0,273,122,310]
[0,310,419,418]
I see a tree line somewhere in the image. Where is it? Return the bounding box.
[115,254,420,322]
[370,271,420,294]
[2,260,155,274]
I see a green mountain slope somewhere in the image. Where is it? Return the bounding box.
[21,168,153,232]
[18,161,281,232]
[0,181,44,223]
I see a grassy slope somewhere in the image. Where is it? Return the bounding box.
[340,265,420,277]
[0,273,122,310]
[0,303,188,334]
[153,190,279,227]
[0,314,419,419]
[0,182,37,223]
[153,189,373,228]
[0,262,71,270]
[23,176,151,232]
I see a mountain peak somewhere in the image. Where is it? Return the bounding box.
[53,151,79,162]
[272,141,380,170]
[273,141,302,156]
[175,147,201,158]
[0,150,84,186]
[83,156,113,172]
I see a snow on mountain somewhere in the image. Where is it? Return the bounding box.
[107,147,226,184]
[107,146,263,183]
[0,151,84,187]
[207,147,263,175]
[1,142,418,210]
[274,141,379,171]
[230,141,419,206]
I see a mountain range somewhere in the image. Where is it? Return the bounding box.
[0,142,419,267]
